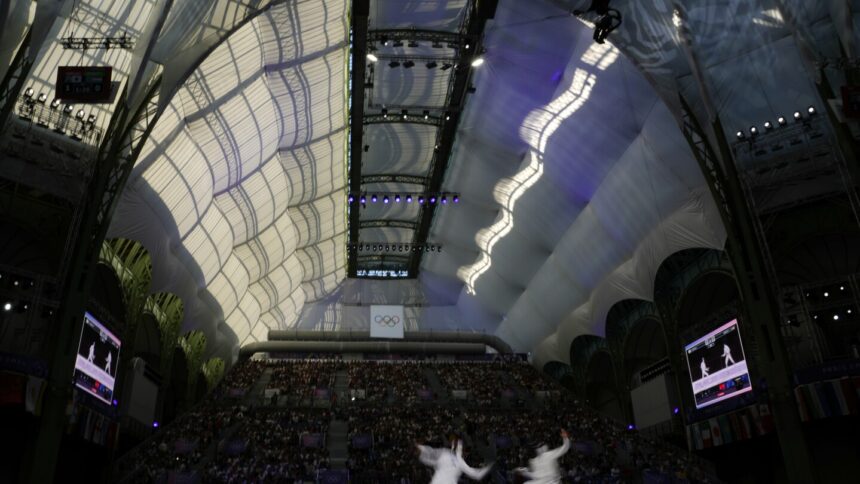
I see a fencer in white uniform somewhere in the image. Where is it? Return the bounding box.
[516,429,570,484]
[416,438,492,483]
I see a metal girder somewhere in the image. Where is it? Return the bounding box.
[0,28,33,136]
[367,29,464,46]
[361,174,428,185]
[409,0,498,274]
[347,0,370,277]
[364,113,444,126]
[360,219,417,230]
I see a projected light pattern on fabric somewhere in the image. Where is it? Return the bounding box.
[74,312,121,405]
[684,319,752,409]
[459,42,617,294]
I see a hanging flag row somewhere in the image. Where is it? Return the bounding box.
[794,375,860,421]
[686,403,774,450]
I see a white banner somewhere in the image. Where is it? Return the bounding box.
[370,305,405,339]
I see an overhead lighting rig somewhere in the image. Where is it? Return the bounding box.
[348,191,460,208]
[60,34,134,50]
[348,242,443,253]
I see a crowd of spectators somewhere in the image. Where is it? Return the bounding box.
[265,360,342,401]
[347,361,432,403]
[203,408,331,483]
[434,361,509,404]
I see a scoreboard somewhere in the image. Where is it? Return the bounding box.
[56,66,112,102]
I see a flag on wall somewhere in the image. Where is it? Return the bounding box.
[370,305,405,339]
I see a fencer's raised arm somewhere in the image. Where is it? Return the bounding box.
[546,430,571,460]
[417,444,438,467]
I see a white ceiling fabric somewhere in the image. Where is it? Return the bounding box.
[108,0,349,361]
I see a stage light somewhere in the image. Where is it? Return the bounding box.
[37,92,47,103]
[388,60,400,68]
[471,57,484,67]
[849,309,853,314]
[153,421,159,428]
[736,131,744,139]
[423,110,429,119]
[382,108,388,118]
[834,315,839,320]
[627,424,634,430]
[763,121,773,130]
[113,399,118,406]
[402,109,408,119]
[426,61,437,69]
[749,126,757,136]
[366,53,378,62]
[403,60,415,69]
[418,196,425,204]
[394,194,401,203]
[358,244,363,251]
[348,195,355,203]
[24,87,33,98]
[360,195,367,204]
[365,244,370,251]
[465,43,471,50]
[383,195,390,204]
[824,292,829,297]
[841,286,845,290]
[385,245,390,251]
[371,194,378,203]
[87,114,96,124]
[76,109,85,120]
[406,195,413,203]
[3,302,11,311]
[441,196,447,204]
[777,116,786,126]
[372,245,378,251]
[673,407,679,415]
[429,196,436,204]
[381,36,389,46]
[441,63,453,70]
[50,98,61,109]
[445,114,450,121]
[453,195,459,203]
[793,111,802,121]
[807,105,816,115]
[64,104,74,114]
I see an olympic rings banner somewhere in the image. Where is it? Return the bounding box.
[370,305,405,339]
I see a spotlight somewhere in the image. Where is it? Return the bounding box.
[465,43,471,50]
[426,61,437,69]
[382,108,388,118]
[3,302,11,311]
[152,421,159,428]
[64,104,74,114]
[406,195,413,203]
[367,53,378,62]
[777,116,786,126]
[371,194,378,203]
[348,195,355,203]
[381,36,389,46]
[403,60,415,69]
[763,121,773,130]
[749,126,757,136]
[398,245,403,252]
[471,57,484,67]
[445,114,450,121]
[358,245,363,251]
[429,196,437,204]
[50,98,61,109]
[834,315,839,320]
[736,131,744,140]
[673,407,679,415]
[441,63,453,71]
[87,114,96,124]
[372,245,378,251]
[441,196,447,204]
[383,195,390,204]
[360,195,367,204]
[37,93,47,104]
[365,244,370,251]
[423,110,430,119]
[793,111,802,121]
[394,194,401,203]
[23,87,33,98]
[418,196,425,204]
[627,424,634,430]
[388,60,400,68]
[453,195,459,203]
[402,109,408,119]
[76,109,85,120]
[807,105,816,115]
[824,292,829,297]
[385,244,390,252]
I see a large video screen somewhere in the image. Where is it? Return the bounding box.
[73,312,121,405]
[684,318,752,409]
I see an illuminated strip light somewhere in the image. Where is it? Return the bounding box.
[459,68,597,294]
[752,8,784,27]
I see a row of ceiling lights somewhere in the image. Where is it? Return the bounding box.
[366,53,484,68]
[349,243,442,253]
[736,106,817,139]
[373,38,466,50]
[379,108,452,121]
[22,87,98,124]
[348,193,459,205]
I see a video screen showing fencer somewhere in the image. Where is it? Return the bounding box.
[73,312,121,405]
[684,318,752,409]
